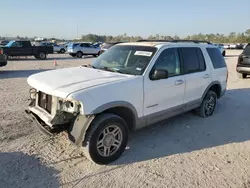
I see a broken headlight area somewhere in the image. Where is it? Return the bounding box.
[58,99,81,114]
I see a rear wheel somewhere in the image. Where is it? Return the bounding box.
[196,90,217,118]
[82,113,128,164]
[76,51,83,58]
[237,73,247,79]
[38,52,47,60]
[60,48,65,53]
[222,51,225,57]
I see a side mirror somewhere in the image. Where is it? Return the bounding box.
[150,69,168,80]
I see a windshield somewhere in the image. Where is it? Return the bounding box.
[5,41,15,47]
[92,45,157,75]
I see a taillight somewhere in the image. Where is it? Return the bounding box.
[0,49,2,54]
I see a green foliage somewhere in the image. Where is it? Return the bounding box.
[78,29,250,43]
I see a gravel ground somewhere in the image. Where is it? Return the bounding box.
[0,51,250,188]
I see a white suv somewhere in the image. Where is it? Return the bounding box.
[25,40,228,164]
[67,42,101,58]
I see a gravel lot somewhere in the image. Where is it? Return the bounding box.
[0,51,250,188]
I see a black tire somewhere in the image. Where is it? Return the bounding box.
[93,51,100,57]
[237,73,247,79]
[38,52,47,60]
[60,49,66,54]
[82,113,129,165]
[3,53,8,60]
[76,51,83,58]
[222,51,225,57]
[196,90,217,118]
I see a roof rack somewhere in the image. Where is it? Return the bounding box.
[136,39,212,44]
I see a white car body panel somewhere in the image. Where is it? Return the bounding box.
[27,67,134,99]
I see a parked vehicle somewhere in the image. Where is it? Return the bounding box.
[100,42,122,54]
[1,40,53,60]
[236,43,250,78]
[229,44,237,49]
[25,40,227,164]
[223,44,229,49]
[0,49,7,67]
[67,42,101,58]
[39,42,66,53]
[0,40,9,47]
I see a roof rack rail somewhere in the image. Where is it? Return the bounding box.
[137,39,212,44]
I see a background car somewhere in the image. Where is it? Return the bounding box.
[52,44,66,53]
[236,43,250,79]
[67,42,101,58]
[0,40,9,47]
[100,42,123,54]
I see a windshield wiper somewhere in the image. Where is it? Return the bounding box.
[82,64,96,69]
[102,67,122,73]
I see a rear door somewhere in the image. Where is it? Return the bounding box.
[22,41,33,55]
[180,47,211,107]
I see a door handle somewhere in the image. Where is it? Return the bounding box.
[203,74,210,79]
[175,80,184,85]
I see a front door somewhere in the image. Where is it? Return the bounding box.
[144,47,185,125]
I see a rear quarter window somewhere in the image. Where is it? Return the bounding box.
[206,48,226,69]
[243,44,250,55]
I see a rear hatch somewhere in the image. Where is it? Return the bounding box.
[238,44,250,66]
[67,43,80,52]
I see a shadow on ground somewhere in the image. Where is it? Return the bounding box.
[111,88,250,165]
[0,152,60,188]
[0,69,51,79]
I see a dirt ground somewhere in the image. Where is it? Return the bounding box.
[0,50,250,188]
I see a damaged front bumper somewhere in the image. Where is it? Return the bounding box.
[25,107,95,146]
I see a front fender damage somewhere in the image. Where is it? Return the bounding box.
[68,114,95,146]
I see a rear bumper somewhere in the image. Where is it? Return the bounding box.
[236,66,250,74]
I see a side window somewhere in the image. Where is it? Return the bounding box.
[152,48,181,77]
[243,44,250,55]
[206,48,226,69]
[181,47,205,73]
[12,42,22,47]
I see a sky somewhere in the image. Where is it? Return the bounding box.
[1,0,250,39]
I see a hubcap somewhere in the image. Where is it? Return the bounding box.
[204,96,216,115]
[40,53,45,59]
[97,125,123,157]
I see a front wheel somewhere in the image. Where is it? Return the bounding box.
[196,90,217,118]
[82,113,128,165]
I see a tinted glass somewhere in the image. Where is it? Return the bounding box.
[181,47,203,73]
[243,44,250,55]
[206,48,226,69]
[152,48,181,77]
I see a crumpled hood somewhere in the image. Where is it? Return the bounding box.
[27,66,133,98]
